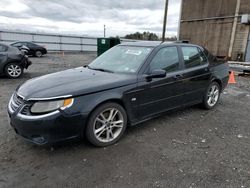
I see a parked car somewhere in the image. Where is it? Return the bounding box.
[7,42,229,146]
[0,43,32,78]
[10,41,47,57]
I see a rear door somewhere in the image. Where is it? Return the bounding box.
[137,46,185,118]
[179,46,211,104]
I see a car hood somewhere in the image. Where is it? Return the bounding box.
[17,67,137,100]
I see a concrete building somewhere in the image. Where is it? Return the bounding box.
[179,0,250,61]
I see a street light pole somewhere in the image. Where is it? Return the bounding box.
[162,0,169,42]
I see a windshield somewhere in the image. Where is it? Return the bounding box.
[88,45,152,74]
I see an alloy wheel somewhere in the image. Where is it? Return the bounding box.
[7,64,22,78]
[207,84,219,107]
[93,108,124,143]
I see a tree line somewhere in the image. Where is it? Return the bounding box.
[124,31,177,41]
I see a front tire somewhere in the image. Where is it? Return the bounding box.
[86,102,127,147]
[202,82,221,109]
[4,63,23,78]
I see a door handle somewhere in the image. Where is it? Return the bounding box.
[173,74,183,80]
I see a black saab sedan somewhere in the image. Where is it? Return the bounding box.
[8,41,229,146]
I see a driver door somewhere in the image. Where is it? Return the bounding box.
[137,46,185,119]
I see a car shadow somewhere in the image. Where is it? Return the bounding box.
[25,104,211,153]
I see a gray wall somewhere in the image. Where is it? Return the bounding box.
[0,30,97,51]
[0,30,139,52]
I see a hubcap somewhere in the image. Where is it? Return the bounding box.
[93,108,124,143]
[207,85,219,107]
[36,51,42,57]
[7,65,22,77]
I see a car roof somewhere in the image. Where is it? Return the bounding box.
[11,41,36,44]
[120,41,200,48]
[120,41,162,47]
[0,42,9,47]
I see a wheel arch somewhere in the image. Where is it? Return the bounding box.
[82,97,130,135]
[210,78,222,90]
[87,98,128,122]
[3,60,24,72]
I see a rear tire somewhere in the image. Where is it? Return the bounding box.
[86,102,127,147]
[202,82,221,109]
[4,63,23,78]
[35,50,42,57]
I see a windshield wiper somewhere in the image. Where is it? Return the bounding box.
[84,65,114,73]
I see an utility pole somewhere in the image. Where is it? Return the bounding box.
[177,0,183,41]
[104,25,106,38]
[162,0,169,42]
[228,0,240,59]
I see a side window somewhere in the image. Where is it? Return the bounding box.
[150,47,179,73]
[0,45,7,52]
[181,46,205,68]
[12,42,22,47]
[198,48,208,64]
[22,42,28,47]
[27,43,36,48]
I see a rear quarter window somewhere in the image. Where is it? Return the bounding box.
[181,46,207,68]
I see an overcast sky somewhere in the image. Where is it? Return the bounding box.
[0,0,181,37]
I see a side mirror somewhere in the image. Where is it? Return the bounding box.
[145,69,166,80]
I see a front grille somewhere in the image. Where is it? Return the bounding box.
[20,105,30,115]
[10,93,24,112]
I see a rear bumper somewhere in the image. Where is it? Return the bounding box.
[21,55,32,69]
[41,49,47,55]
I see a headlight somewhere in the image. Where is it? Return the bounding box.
[31,98,74,114]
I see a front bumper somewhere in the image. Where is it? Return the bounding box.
[7,95,87,145]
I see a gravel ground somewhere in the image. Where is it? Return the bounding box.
[1,53,250,188]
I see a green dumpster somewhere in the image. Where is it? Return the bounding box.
[97,38,120,56]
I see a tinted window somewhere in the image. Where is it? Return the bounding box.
[27,42,37,47]
[150,47,179,72]
[89,46,152,74]
[197,48,208,64]
[181,46,206,68]
[0,45,7,52]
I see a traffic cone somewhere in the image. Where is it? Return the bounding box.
[228,71,236,84]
